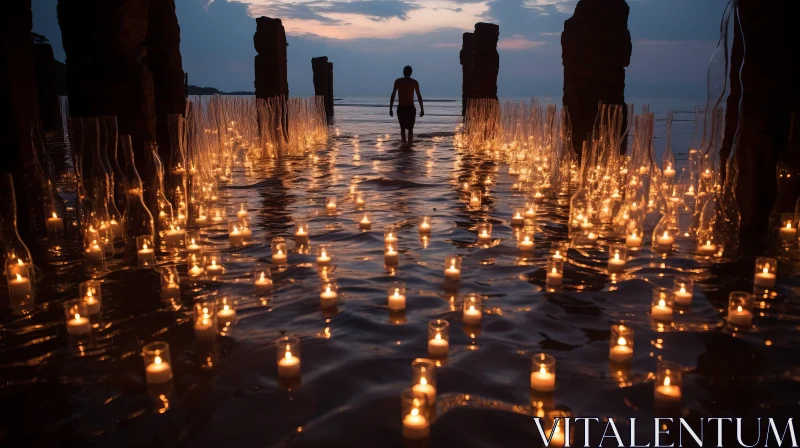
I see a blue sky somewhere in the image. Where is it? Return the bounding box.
[32,0,727,97]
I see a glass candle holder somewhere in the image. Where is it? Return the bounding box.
[654,360,682,404]
[354,191,365,207]
[142,341,173,384]
[84,238,104,265]
[64,298,91,336]
[384,243,399,266]
[551,241,569,260]
[727,291,754,327]
[235,202,249,220]
[358,212,372,231]
[410,358,437,404]
[462,293,482,325]
[625,223,644,248]
[158,265,181,302]
[217,296,237,330]
[79,280,102,315]
[754,257,777,289]
[193,300,216,342]
[673,277,694,307]
[418,216,432,234]
[401,389,430,441]
[316,244,333,269]
[651,288,674,321]
[524,202,537,220]
[164,220,186,252]
[6,263,34,303]
[186,231,202,257]
[546,257,564,286]
[271,237,288,266]
[210,207,225,224]
[427,319,450,358]
[697,238,719,256]
[519,229,535,252]
[320,280,339,309]
[468,190,482,208]
[204,252,225,278]
[511,207,526,226]
[476,222,493,244]
[325,196,337,213]
[607,244,627,274]
[384,226,398,246]
[444,255,462,282]
[653,230,675,254]
[295,220,310,246]
[136,235,156,267]
[276,335,301,378]
[254,264,273,295]
[228,221,249,246]
[530,353,556,392]
[387,281,407,311]
[186,253,205,279]
[609,324,634,364]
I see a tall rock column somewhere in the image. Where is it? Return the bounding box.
[311,56,333,122]
[254,17,289,141]
[561,0,631,160]
[459,32,474,116]
[326,61,334,121]
[468,23,499,102]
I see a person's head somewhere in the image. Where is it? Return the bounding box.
[403,66,412,78]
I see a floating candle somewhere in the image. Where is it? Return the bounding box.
[205,259,223,275]
[236,205,248,220]
[655,375,681,402]
[519,235,534,252]
[229,225,245,246]
[384,229,398,245]
[754,260,776,289]
[651,298,673,321]
[325,197,337,212]
[418,217,431,234]
[137,243,155,263]
[625,231,642,248]
[469,193,481,207]
[316,248,332,267]
[67,313,91,336]
[194,308,215,342]
[655,231,674,253]
[780,222,797,242]
[165,226,185,249]
[217,303,237,328]
[478,229,491,244]
[546,267,563,286]
[444,258,461,281]
[255,271,273,295]
[524,206,536,220]
[272,248,287,265]
[428,333,449,358]
[388,286,406,311]
[673,286,692,306]
[85,240,103,264]
[727,305,753,327]
[320,285,338,308]
[607,251,625,273]
[359,214,372,230]
[145,354,173,384]
[511,211,525,226]
[462,303,482,325]
[530,363,555,392]
[609,336,633,363]
[83,288,101,315]
[663,166,676,178]
[278,346,301,377]
[186,238,202,256]
[402,407,430,440]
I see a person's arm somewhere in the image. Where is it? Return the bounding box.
[415,81,424,117]
[389,80,397,116]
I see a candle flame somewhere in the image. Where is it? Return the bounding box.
[680,285,686,294]
[618,337,627,346]
[787,223,793,229]
[539,364,546,375]
[524,236,530,243]
[411,408,419,417]
[394,288,400,297]
[17,259,23,266]
[614,253,620,261]
[551,267,557,274]
[762,267,769,274]
[142,243,148,250]
[52,212,58,219]
[737,305,743,312]
[658,299,666,307]
[706,240,712,246]
[664,376,671,387]
[75,313,81,319]
[87,290,93,298]
[387,245,394,252]
[662,231,669,238]
[419,377,427,386]
[481,230,488,236]
[190,238,196,245]
[285,347,292,359]
[468,305,476,312]
[154,355,162,364]
[224,304,230,311]
[435,333,442,340]
[325,286,331,293]
[211,260,217,266]
[260,272,266,281]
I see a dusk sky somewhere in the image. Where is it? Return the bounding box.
[32,0,727,97]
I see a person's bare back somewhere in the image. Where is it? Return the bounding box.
[389,66,424,143]
[394,77,418,106]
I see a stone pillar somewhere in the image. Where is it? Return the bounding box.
[561,0,631,160]
[254,17,289,140]
[720,0,799,239]
[468,23,499,102]
[311,56,331,121]
[326,61,334,120]
[459,32,474,116]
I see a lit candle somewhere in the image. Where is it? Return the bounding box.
[697,240,717,256]
[241,226,252,242]
[325,198,337,212]
[67,313,91,336]
[272,248,287,265]
[427,333,449,358]
[524,206,536,220]
[359,214,372,230]
[384,231,398,245]
[188,263,204,278]
[8,273,32,301]
[754,267,776,289]
[165,226,185,249]
[663,165,676,179]
[194,308,215,342]
[586,232,598,243]
[229,225,245,246]
[478,229,491,244]
[580,218,593,230]
[237,206,248,220]
[217,303,237,328]
[533,191,544,202]
[205,259,223,275]
[255,271,273,294]
[46,212,64,234]
[412,376,436,403]
[546,267,563,286]
[609,336,633,363]
[320,285,338,308]
[626,231,642,248]
[85,240,103,264]
[673,284,693,306]
[727,305,753,327]
[607,252,626,273]
[418,218,431,234]
[519,235,534,252]
[195,213,208,225]
[651,298,673,321]
[278,346,301,377]
[186,238,202,256]
[462,303,482,325]
[402,407,430,440]
[388,287,406,311]
[145,354,173,384]
[780,222,797,242]
[444,260,461,281]
[511,212,525,226]
[83,289,101,315]
[137,243,155,263]
[701,168,712,179]
[469,194,480,208]
[655,231,674,252]
[384,245,399,266]
[655,375,681,402]
[529,363,555,392]
[316,249,332,267]
[161,275,180,301]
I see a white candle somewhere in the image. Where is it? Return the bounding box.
[138,243,155,263]
[673,287,693,306]
[205,260,223,275]
[728,306,753,327]
[754,268,776,289]
[412,377,436,403]
[194,314,215,342]
[278,350,301,377]
[46,213,64,233]
[165,228,185,249]
[237,208,248,220]
[656,232,674,252]
[359,215,371,230]
[698,241,717,256]
[8,274,32,301]
[84,290,101,315]
[626,233,642,248]
[295,226,309,244]
[67,314,91,335]
[519,236,534,252]
[477,230,491,244]
[663,167,676,178]
[444,262,461,281]
[655,377,681,402]
[186,238,202,256]
[780,223,796,242]
[255,272,273,294]
[316,250,332,267]
[211,212,224,223]
[462,304,482,325]
[388,288,406,310]
[272,249,287,266]
[511,213,525,226]
[195,214,208,225]
[229,226,245,246]
[546,268,563,286]
[384,232,398,245]
[419,221,431,233]
[402,409,430,440]
[428,334,449,358]
[469,195,480,207]
[326,201,337,212]
[188,264,204,278]
[145,355,173,384]
[609,337,633,363]
[217,304,237,328]
[607,254,626,273]
[320,286,338,308]
[85,241,103,264]
[524,207,536,219]
[651,299,673,321]
[530,365,555,392]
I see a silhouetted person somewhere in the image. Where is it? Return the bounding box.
[389,66,424,143]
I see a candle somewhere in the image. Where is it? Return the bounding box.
[241,226,252,242]
[8,274,32,301]
[580,218,593,230]
[469,194,480,207]
[83,289,101,315]
[655,232,674,252]
[444,261,461,281]
[186,238,202,256]
[519,235,534,252]
[217,304,237,328]
[138,243,155,263]
[586,232,598,243]
[428,333,449,358]
[278,348,301,377]
[229,225,245,246]
[462,303,482,325]
[412,376,436,403]
[419,218,431,234]
[46,212,64,233]
[67,313,91,336]
[359,214,372,230]
[754,268,776,289]
[727,305,753,327]
[402,408,430,440]
[195,214,208,225]
[524,206,536,220]
[674,286,692,306]
[237,208,248,220]
[194,310,215,342]
[701,169,712,179]
[609,336,633,363]
[546,267,563,286]
[626,232,642,248]
[388,288,406,311]
[188,263,204,278]
[655,376,681,402]
[384,231,398,245]
[145,355,173,384]
[206,259,223,275]
[651,298,673,321]
[272,248,287,266]
[698,240,717,256]
[511,212,525,226]
[607,252,626,273]
[212,211,224,223]
[316,249,332,267]
[255,272,273,294]
[663,166,676,178]
[478,229,491,244]
[530,364,555,392]
[325,198,337,212]
[165,226,185,249]
[320,285,338,308]
[295,225,309,244]
[780,222,797,242]
[85,240,103,264]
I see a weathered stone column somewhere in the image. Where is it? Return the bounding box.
[468,23,499,102]
[459,32,474,116]
[311,56,332,122]
[254,17,289,141]
[561,0,631,160]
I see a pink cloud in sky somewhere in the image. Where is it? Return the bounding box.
[498,35,547,50]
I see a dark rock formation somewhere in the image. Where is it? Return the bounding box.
[326,61,334,120]
[468,23,499,101]
[254,17,289,139]
[31,35,63,135]
[720,0,799,238]
[312,56,333,121]
[561,0,631,159]
[460,32,474,116]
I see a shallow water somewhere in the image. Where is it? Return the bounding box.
[2,96,800,447]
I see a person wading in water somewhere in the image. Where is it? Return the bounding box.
[389,66,424,144]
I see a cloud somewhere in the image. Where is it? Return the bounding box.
[539,31,560,36]
[522,0,576,14]
[430,42,461,48]
[498,35,547,50]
